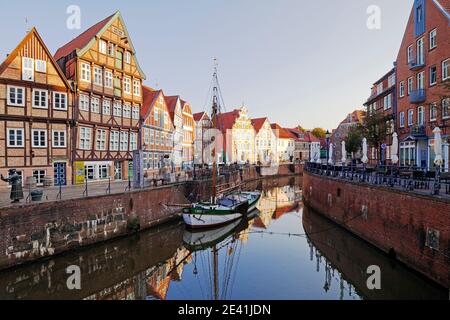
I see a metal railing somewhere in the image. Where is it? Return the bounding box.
[305,162,450,197]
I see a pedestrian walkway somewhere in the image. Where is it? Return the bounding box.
[0,175,191,209]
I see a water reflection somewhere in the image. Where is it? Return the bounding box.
[0,177,446,300]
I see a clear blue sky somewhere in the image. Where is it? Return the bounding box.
[0,0,412,130]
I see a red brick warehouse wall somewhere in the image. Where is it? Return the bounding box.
[303,172,450,289]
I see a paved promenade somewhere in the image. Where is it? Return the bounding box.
[0,175,192,209]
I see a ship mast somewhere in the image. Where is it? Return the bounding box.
[211,58,220,204]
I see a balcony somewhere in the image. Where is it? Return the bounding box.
[408,58,425,71]
[410,124,426,137]
[410,89,426,104]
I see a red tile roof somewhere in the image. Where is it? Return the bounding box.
[271,123,296,139]
[142,86,162,118]
[251,118,268,133]
[305,131,320,143]
[54,12,116,61]
[193,112,207,122]
[216,110,240,133]
[164,95,180,122]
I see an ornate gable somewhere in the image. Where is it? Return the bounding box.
[0,28,70,89]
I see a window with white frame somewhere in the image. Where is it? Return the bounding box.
[388,74,395,87]
[80,63,91,82]
[150,129,154,144]
[443,59,449,81]
[417,72,425,89]
[429,29,437,50]
[399,81,405,97]
[123,77,131,94]
[53,92,67,110]
[110,131,120,151]
[35,60,47,73]
[103,100,111,115]
[33,170,46,186]
[132,106,140,120]
[120,132,128,151]
[99,40,107,54]
[130,132,138,151]
[79,127,92,150]
[33,89,48,109]
[96,129,107,150]
[7,86,25,106]
[79,95,89,111]
[155,131,160,146]
[123,104,131,118]
[125,51,131,64]
[407,45,413,63]
[94,66,103,86]
[104,70,113,88]
[430,103,437,121]
[408,109,414,126]
[52,130,66,148]
[417,38,424,65]
[7,128,24,147]
[407,77,413,95]
[108,43,115,57]
[154,109,159,125]
[383,94,392,110]
[113,102,122,117]
[376,83,383,95]
[22,57,34,81]
[417,106,425,126]
[32,129,47,148]
[443,98,450,119]
[133,80,140,96]
[430,66,437,86]
[144,128,150,145]
[91,97,100,113]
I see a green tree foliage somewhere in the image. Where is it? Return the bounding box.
[362,110,390,156]
[311,128,326,138]
[345,125,364,158]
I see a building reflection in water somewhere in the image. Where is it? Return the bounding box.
[303,206,447,300]
[0,177,446,300]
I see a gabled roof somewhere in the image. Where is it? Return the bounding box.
[54,13,115,61]
[287,128,307,141]
[54,11,146,79]
[141,86,163,118]
[305,131,320,143]
[251,118,269,133]
[216,110,240,133]
[164,95,180,123]
[0,27,71,89]
[271,123,295,139]
[193,112,209,122]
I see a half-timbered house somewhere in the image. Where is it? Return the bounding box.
[141,86,174,177]
[0,28,74,188]
[55,11,145,183]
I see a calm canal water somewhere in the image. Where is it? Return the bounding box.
[0,177,446,300]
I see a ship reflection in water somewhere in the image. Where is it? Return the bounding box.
[0,177,447,300]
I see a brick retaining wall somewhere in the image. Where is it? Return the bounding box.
[303,171,450,288]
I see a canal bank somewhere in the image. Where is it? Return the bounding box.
[0,164,302,271]
[303,170,450,289]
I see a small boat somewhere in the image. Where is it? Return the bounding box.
[182,61,261,229]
